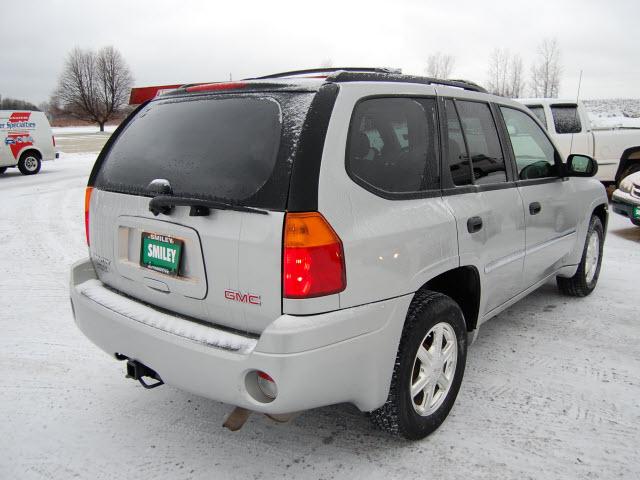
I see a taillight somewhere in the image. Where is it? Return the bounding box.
[52,135,56,147]
[283,212,346,299]
[84,187,93,246]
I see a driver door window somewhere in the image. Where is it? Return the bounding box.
[500,107,560,180]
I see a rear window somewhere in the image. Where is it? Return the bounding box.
[94,93,314,210]
[551,104,582,134]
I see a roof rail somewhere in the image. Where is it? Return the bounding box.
[326,71,488,93]
[247,67,402,80]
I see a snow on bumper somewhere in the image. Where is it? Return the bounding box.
[70,259,410,414]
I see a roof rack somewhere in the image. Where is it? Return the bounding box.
[326,71,487,93]
[247,67,402,80]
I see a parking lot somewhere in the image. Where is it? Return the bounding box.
[1,134,639,479]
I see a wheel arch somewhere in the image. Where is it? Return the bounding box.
[614,146,640,184]
[415,266,481,332]
[592,202,609,233]
[17,147,43,162]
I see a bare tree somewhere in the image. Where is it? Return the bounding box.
[530,38,561,98]
[54,46,133,131]
[426,52,455,78]
[487,49,525,98]
[508,54,525,98]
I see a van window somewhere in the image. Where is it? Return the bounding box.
[500,106,559,180]
[455,100,507,184]
[527,105,547,129]
[551,104,582,134]
[347,97,439,194]
[94,93,314,210]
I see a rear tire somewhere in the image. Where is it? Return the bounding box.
[370,290,467,440]
[557,215,604,297]
[0,167,7,174]
[18,152,41,175]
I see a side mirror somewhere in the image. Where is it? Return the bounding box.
[566,154,598,177]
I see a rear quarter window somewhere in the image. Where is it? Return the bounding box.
[346,97,440,195]
[551,104,582,134]
[93,93,314,210]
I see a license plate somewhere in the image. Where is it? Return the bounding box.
[634,206,640,220]
[140,232,183,276]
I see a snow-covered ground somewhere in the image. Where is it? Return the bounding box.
[589,115,640,129]
[1,151,639,479]
[585,98,640,129]
[52,125,118,135]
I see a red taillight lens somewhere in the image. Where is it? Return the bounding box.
[52,135,56,147]
[283,212,346,299]
[84,187,93,246]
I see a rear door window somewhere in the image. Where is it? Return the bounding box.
[347,97,439,194]
[455,100,507,184]
[444,99,473,186]
[94,93,313,210]
[551,104,582,134]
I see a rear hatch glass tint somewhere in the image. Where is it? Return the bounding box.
[93,92,314,210]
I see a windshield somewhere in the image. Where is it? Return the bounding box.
[94,92,314,210]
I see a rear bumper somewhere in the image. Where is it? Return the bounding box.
[70,259,410,414]
[611,190,640,220]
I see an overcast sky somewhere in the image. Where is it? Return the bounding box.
[2,0,638,104]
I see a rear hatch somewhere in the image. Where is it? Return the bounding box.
[88,89,315,334]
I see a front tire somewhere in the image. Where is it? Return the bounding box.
[370,290,467,440]
[557,215,604,296]
[18,152,41,175]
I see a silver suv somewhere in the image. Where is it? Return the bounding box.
[70,68,608,440]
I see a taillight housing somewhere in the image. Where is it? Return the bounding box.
[283,212,346,299]
[84,187,93,246]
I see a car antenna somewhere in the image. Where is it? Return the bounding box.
[569,69,583,156]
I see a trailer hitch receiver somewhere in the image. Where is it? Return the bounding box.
[125,359,164,389]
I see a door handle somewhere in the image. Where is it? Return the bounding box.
[467,216,483,233]
[529,202,542,215]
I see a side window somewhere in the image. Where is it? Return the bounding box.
[455,100,507,184]
[347,97,439,194]
[500,106,559,180]
[551,104,582,134]
[527,105,547,130]
[444,99,473,186]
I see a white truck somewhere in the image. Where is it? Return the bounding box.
[0,110,57,175]
[517,99,640,185]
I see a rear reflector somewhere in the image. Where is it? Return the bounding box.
[128,84,182,105]
[185,82,247,93]
[283,212,346,299]
[256,371,277,399]
[84,187,93,246]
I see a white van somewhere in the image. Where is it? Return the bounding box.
[0,111,57,175]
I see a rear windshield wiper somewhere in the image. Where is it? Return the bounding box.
[149,195,269,216]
